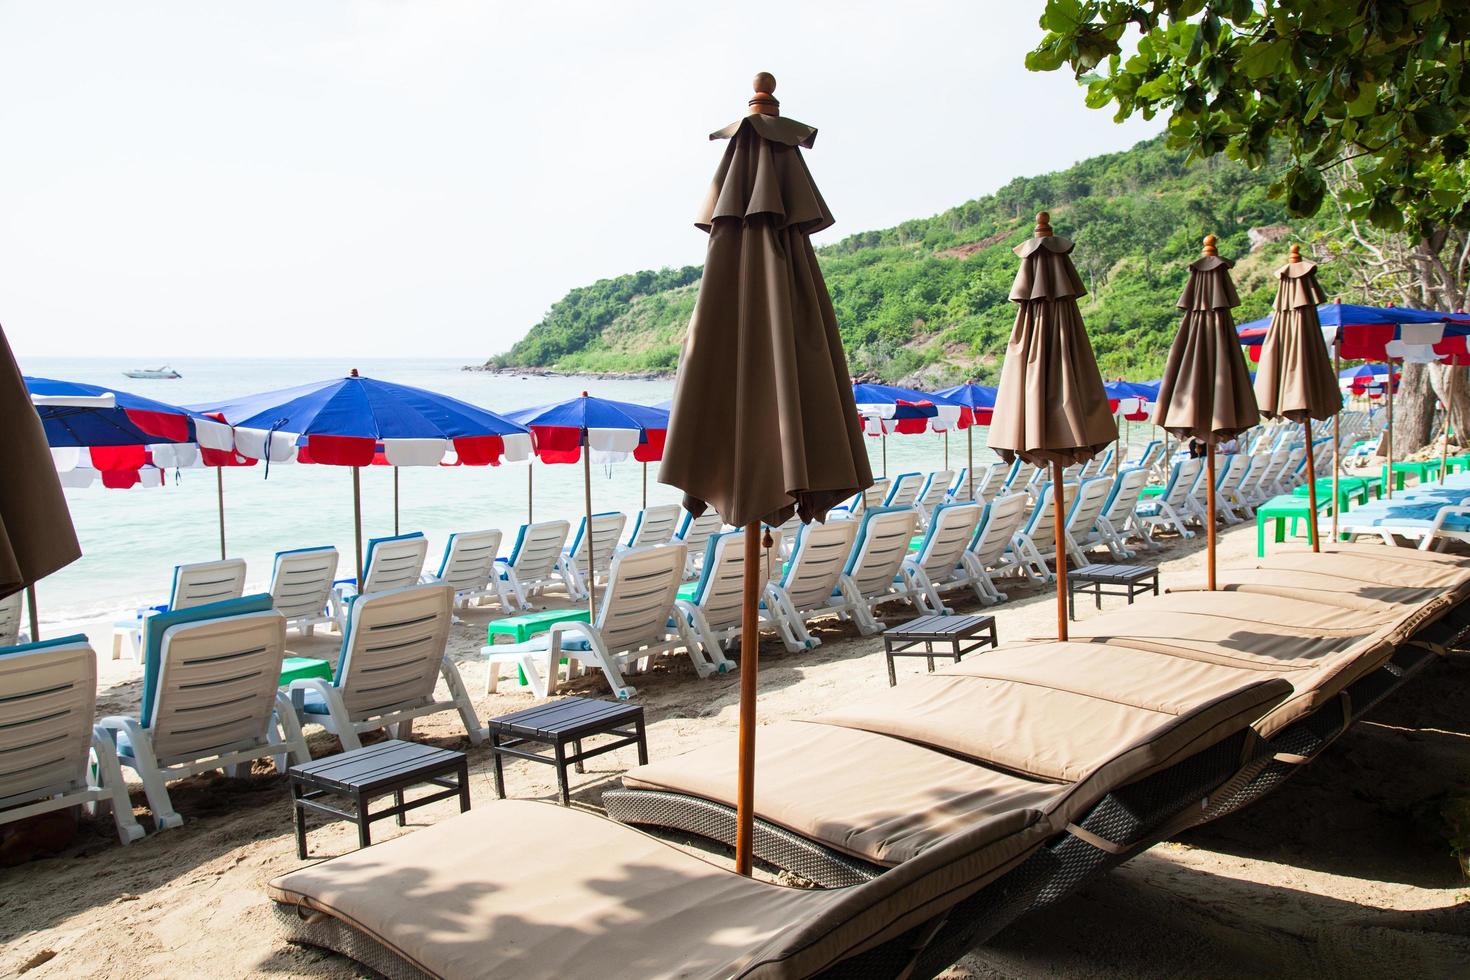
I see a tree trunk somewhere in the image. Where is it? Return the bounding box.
[1393,363,1470,453]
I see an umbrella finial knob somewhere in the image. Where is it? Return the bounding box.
[749,73,779,116]
[1034,211,1053,237]
[350,368,359,377]
[1289,243,1302,263]
[1202,234,1217,256]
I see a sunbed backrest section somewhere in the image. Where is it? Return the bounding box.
[1102,468,1148,522]
[361,533,429,594]
[436,530,501,593]
[597,544,687,652]
[693,532,770,631]
[975,462,1008,500]
[846,508,919,596]
[270,547,339,622]
[917,470,954,510]
[1067,477,1112,534]
[141,594,276,722]
[0,636,95,807]
[170,559,248,611]
[337,585,453,720]
[1165,458,1202,505]
[0,592,21,646]
[509,521,571,580]
[1022,485,1059,542]
[569,513,628,577]
[627,504,680,548]
[915,503,982,576]
[780,521,858,610]
[149,611,288,762]
[676,510,726,555]
[970,494,1029,566]
[862,479,890,510]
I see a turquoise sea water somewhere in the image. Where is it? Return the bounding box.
[18,356,998,626]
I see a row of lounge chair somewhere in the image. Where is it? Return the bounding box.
[266,542,1470,978]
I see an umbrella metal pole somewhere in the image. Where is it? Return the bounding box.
[1385,369,1395,498]
[1303,420,1320,552]
[1205,443,1217,590]
[583,445,597,618]
[393,467,400,535]
[881,431,887,478]
[735,521,761,876]
[216,467,226,560]
[966,426,974,501]
[1052,461,1068,642]
[943,430,949,470]
[1332,348,1341,542]
[1441,366,1454,484]
[642,462,648,509]
[527,465,534,523]
[26,585,39,642]
[353,467,365,583]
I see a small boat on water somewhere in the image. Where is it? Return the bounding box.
[122,365,181,380]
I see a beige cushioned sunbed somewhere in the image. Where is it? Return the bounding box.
[269,799,1052,979]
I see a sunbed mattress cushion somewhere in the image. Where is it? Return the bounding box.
[623,721,1064,866]
[1258,544,1470,596]
[1170,568,1448,613]
[268,799,1049,980]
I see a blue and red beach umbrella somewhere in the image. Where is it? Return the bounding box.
[1237,302,1469,362]
[1340,363,1399,398]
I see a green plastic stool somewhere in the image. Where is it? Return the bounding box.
[278,656,333,686]
[1256,493,1330,557]
[1291,477,1369,512]
[1383,460,1442,490]
[486,608,594,687]
[1139,485,1166,499]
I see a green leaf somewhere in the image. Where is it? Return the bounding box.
[1236,39,1286,80]
[1040,0,1084,34]
[1414,104,1458,137]
[1025,45,1068,72]
[1285,167,1327,217]
[1346,82,1377,117]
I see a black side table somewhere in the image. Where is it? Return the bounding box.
[1068,563,1160,619]
[882,614,998,686]
[487,697,647,806]
[288,740,469,858]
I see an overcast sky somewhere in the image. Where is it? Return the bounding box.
[0,2,1161,360]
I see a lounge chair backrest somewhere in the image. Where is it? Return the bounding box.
[148,610,287,762]
[138,593,277,723]
[0,592,21,646]
[947,468,971,501]
[1019,483,1061,547]
[1101,467,1150,524]
[764,515,802,558]
[434,530,502,594]
[0,635,96,807]
[862,478,890,511]
[777,520,859,610]
[625,504,680,549]
[1218,454,1250,497]
[1160,458,1203,506]
[911,503,982,578]
[360,532,429,594]
[1129,439,1161,468]
[595,544,688,652]
[883,472,924,509]
[968,493,1031,568]
[335,584,453,721]
[973,461,1009,501]
[270,547,339,623]
[915,470,954,514]
[503,521,571,582]
[566,512,628,579]
[1001,459,1033,491]
[685,531,770,631]
[1191,454,1228,505]
[169,559,248,611]
[674,509,725,560]
[844,507,919,596]
[1061,462,1083,484]
[1066,476,1113,538]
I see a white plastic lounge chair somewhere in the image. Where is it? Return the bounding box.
[1002,459,1038,493]
[482,544,705,700]
[1125,438,1162,470]
[556,512,628,601]
[1183,453,1229,525]
[833,507,922,634]
[330,532,429,628]
[1215,454,1253,523]
[674,530,777,664]
[970,461,1010,502]
[1272,447,1306,495]
[947,467,972,502]
[960,493,1033,603]
[269,546,339,637]
[495,520,571,610]
[1061,475,1114,566]
[883,472,925,510]
[290,584,482,750]
[1,635,144,845]
[621,504,680,550]
[112,558,248,661]
[762,519,860,652]
[913,470,955,526]
[764,514,802,560]
[0,591,25,646]
[1095,467,1152,557]
[1133,457,1203,542]
[423,529,510,615]
[899,502,983,614]
[673,508,726,577]
[1010,485,1063,582]
[98,595,309,830]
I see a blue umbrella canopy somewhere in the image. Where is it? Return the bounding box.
[932,382,997,424]
[850,382,957,433]
[26,376,210,447]
[504,394,670,464]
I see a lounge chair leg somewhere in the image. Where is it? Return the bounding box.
[127,730,184,830]
[91,730,146,844]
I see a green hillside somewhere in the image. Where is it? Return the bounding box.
[486,135,1344,384]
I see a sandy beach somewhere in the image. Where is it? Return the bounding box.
[2,519,1467,979]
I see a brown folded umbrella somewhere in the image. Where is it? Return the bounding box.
[0,322,81,634]
[1253,244,1339,552]
[1154,235,1259,588]
[987,212,1117,641]
[659,74,872,876]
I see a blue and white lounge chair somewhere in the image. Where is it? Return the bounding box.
[1001,459,1038,493]
[967,461,1009,502]
[495,520,571,610]
[1061,475,1115,566]
[833,507,921,634]
[556,512,628,601]
[330,532,429,628]
[1,635,144,845]
[622,504,681,550]
[832,478,891,519]
[1214,454,1253,523]
[290,584,482,750]
[98,595,309,830]
[673,508,726,578]
[1125,439,1162,470]
[960,493,1033,602]
[1133,458,1203,542]
[269,546,339,637]
[1094,467,1152,557]
[762,520,859,651]
[424,530,510,616]
[899,502,983,614]
[1010,485,1065,582]
[947,468,972,502]
[674,530,777,665]
[913,470,955,527]
[482,545,703,700]
[112,558,248,660]
[0,591,25,646]
[882,472,925,510]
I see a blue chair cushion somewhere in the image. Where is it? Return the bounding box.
[140,594,274,726]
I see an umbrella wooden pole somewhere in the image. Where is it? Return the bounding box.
[352,466,365,583]
[1303,420,1320,552]
[1332,348,1341,542]
[26,585,39,642]
[583,443,597,618]
[735,521,761,876]
[1205,443,1217,590]
[1385,368,1395,498]
[966,426,974,501]
[1052,461,1068,642]
[393,466,400,535]
[216,467,226,560]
